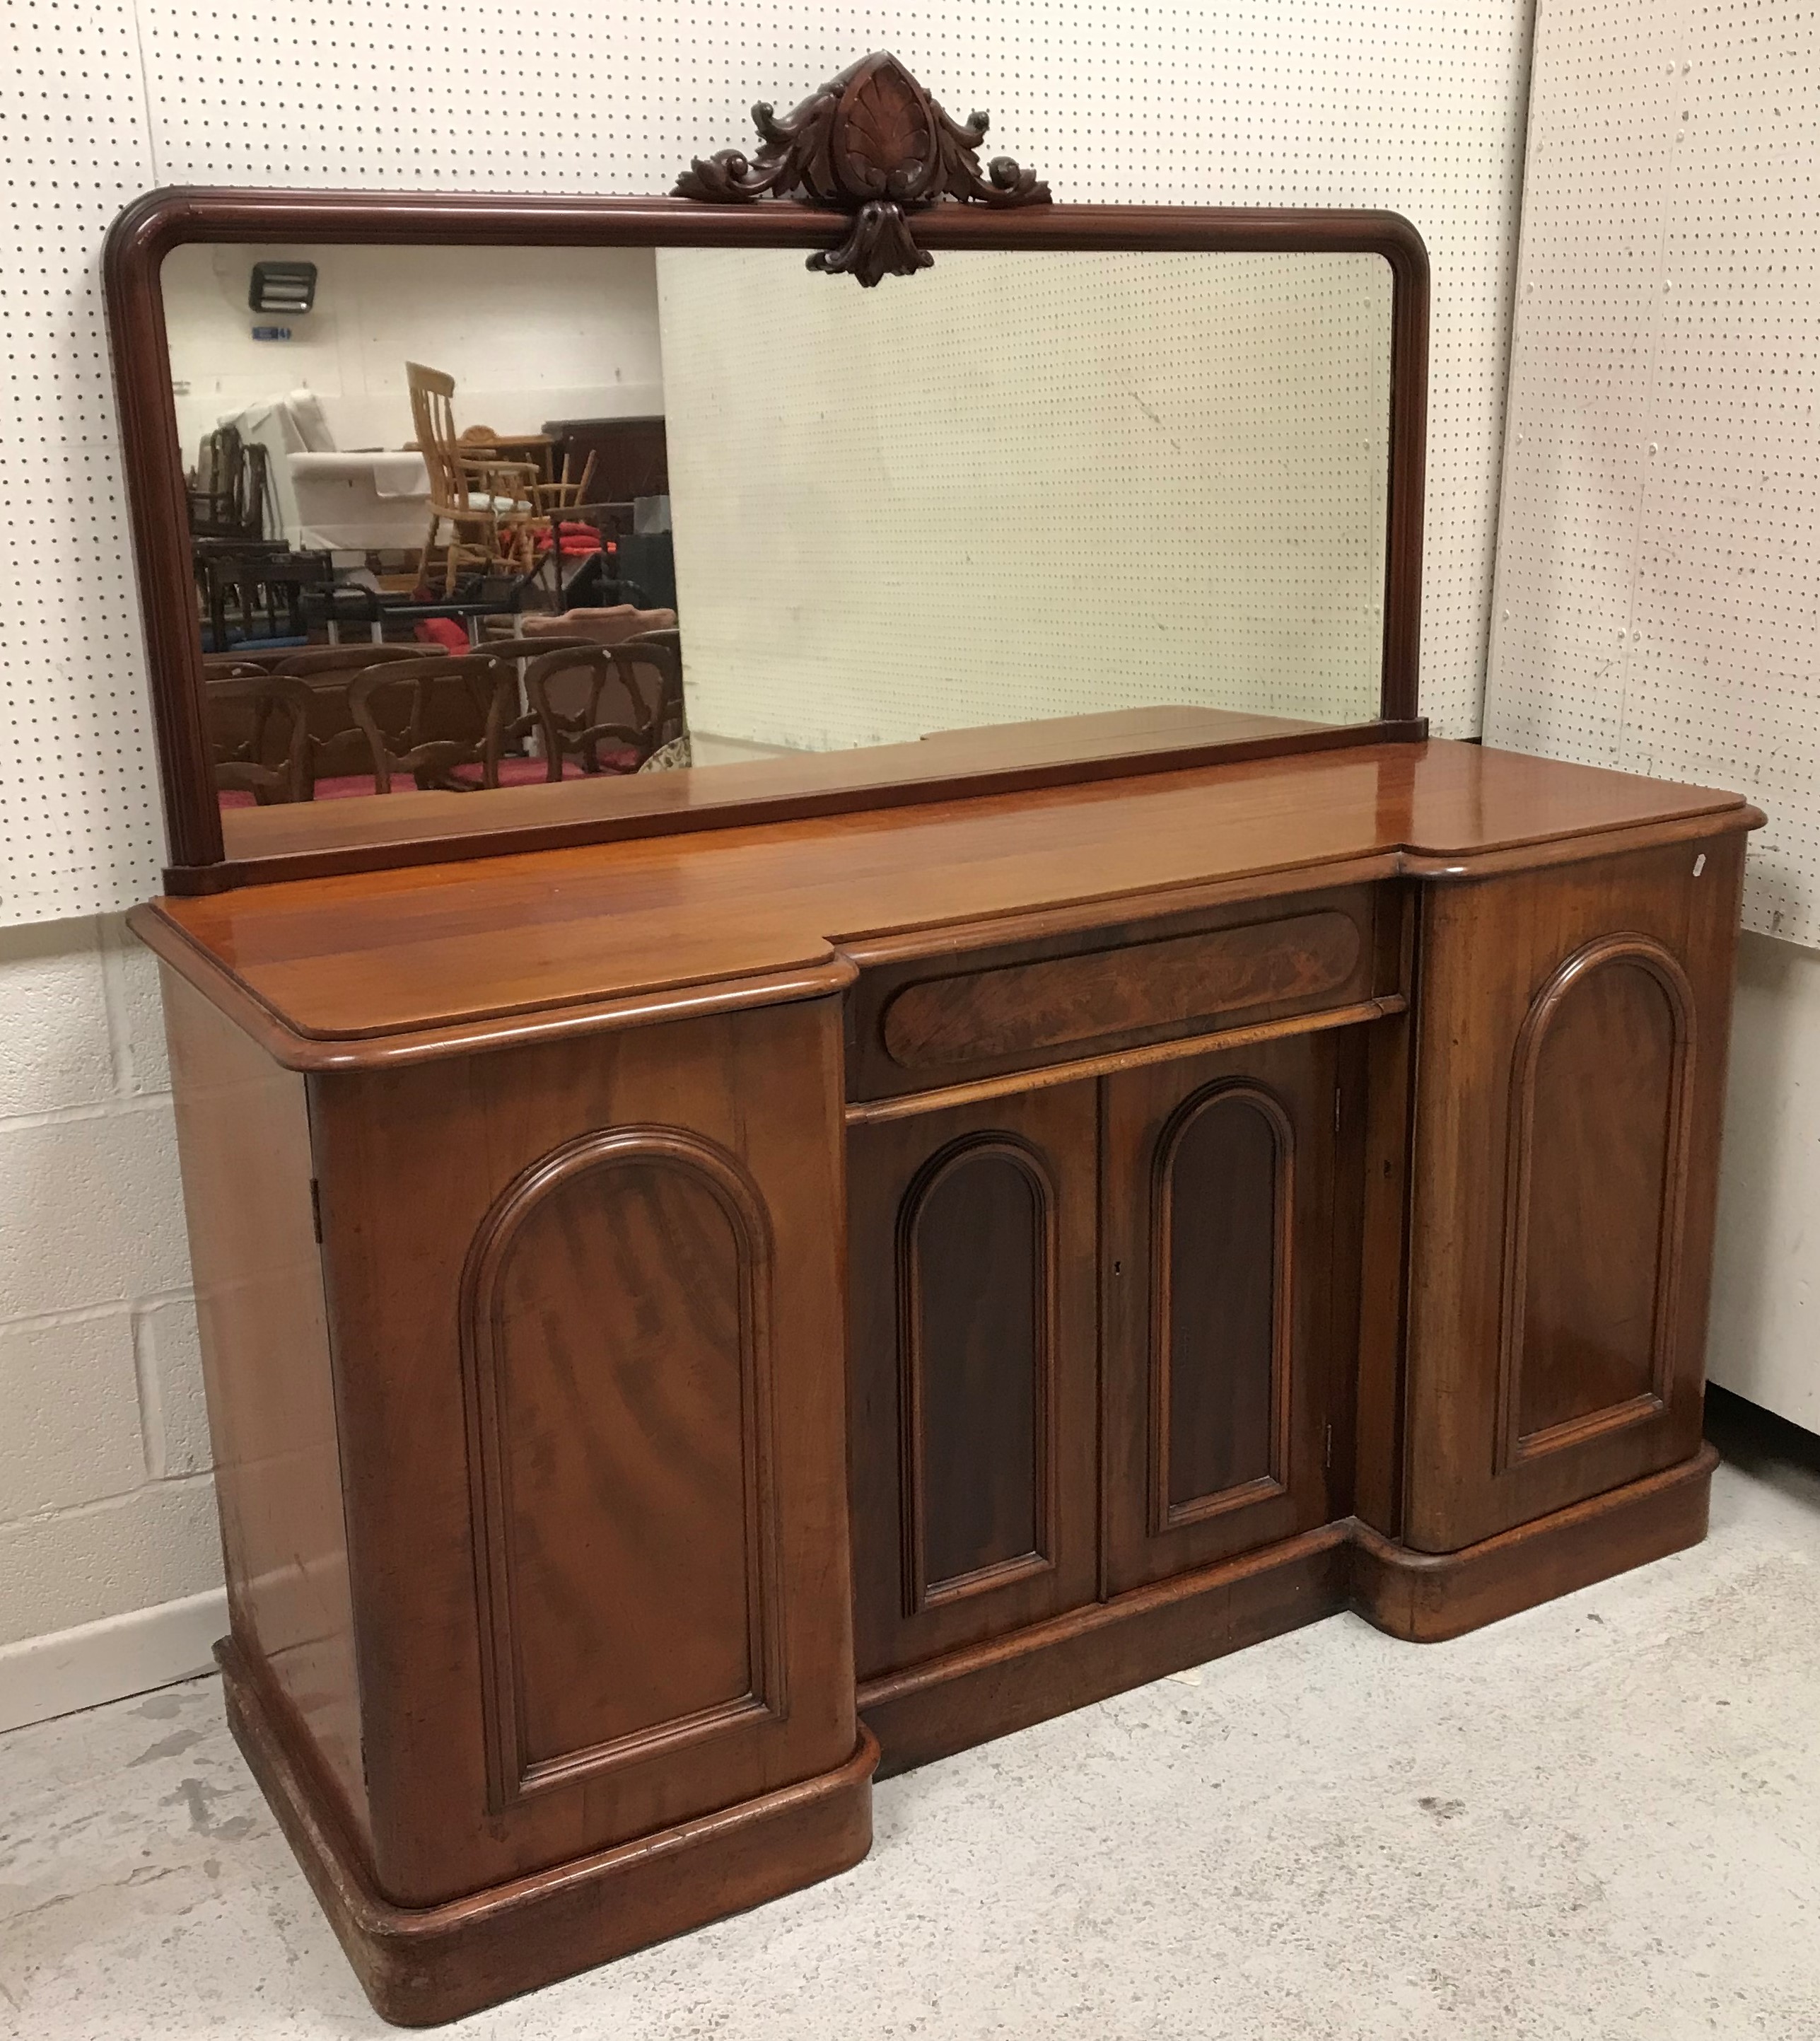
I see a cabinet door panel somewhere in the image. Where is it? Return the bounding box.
[848,1085,1099,1678]
[1103,1034,1346,1595]
[1159,1086,1289,1517]
[1404,837,1744,1551]
[308,998,856,1907]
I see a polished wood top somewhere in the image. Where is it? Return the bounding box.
[215,706,1341,871]
[134,740,1759,1067]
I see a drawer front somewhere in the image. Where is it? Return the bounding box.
[847,883,1389,1101]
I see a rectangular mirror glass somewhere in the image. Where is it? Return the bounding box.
[156,236,1394,844]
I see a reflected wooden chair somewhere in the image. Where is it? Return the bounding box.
[203,651,284,678]
[272,644,443,678]
[518,448,603,601]
[614,633,689,757]
[347,654,514,793]
[407,363,538,595]
[269,643,448,779]
[207,673,318,805]
[523,645,660,777]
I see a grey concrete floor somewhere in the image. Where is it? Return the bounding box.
[1,1397,1816,2040]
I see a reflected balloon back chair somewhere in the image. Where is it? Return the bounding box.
[206,672,318,806]
[615,632,689,754]
[522,644,663,777]
[346,653,514,793]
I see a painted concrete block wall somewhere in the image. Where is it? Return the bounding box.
[1708,933,1820,1435]
[0,919,220,1731]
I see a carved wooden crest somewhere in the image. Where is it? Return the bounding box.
[674,52,1051,288]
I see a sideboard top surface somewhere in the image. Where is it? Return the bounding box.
[133,739,1758,1066]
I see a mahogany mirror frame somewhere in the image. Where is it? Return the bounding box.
[105,187,1430,896]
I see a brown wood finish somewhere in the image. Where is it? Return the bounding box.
[160,971,366,1838]
[304,994,861,1907]
[106,179,1430,890]
[1100,1034,1346,1594]
[675,52,1050,287]
[1497,936,1693,1465]
[859,1523,1353,1777]
[197,710,1425,895]
[221,1637,877,2028]
[139,733,1761,2023]
[861,1446,1721,1775]
[460,1128,786,1813]
[133,743,1754,1059]
[871,897,1370,1085]
[1401,832,1746,1552]
[846,1085,1099,1679]
[1351,1443,1720,1644]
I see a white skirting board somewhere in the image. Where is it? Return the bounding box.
[0,1588,227,1735]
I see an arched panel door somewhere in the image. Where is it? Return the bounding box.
[462,1128,783,1813]
[846,1081,1100,1679]
[1102,1031,1351,1594]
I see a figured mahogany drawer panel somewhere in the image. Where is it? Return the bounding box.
[847,884,1391,1101]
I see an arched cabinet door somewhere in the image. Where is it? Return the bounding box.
[1401,839,1745,1553]
[1101,1032,1349,1595]
[846,1081,1100,1679]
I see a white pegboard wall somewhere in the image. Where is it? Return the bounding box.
[0,0,164,917]
[1487,0,1820,946]
[663,248,1391,750]
[0,0,1536,924]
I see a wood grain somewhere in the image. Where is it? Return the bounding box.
[1401,834,1746,1552]
[134,741,1758,1063]
[460,1129,783,1812]
[158,969,367,1842]
[879,909,1363,1071]
[1497,936,1694,1469]
[846,1085,1099,1680]
[304,998,856,1907]
[1100,1034,1347,1595]
[221,1635,876,2028]
[859,1446,1720,1774]
[1352,1443,1719,1643]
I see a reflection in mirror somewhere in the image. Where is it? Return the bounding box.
[159,240,1392,824]
[660,248,1392,760]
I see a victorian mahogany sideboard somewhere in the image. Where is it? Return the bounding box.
[131,734,1759,2024]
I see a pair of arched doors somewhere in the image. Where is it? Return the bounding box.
[846,1030,1351,1681]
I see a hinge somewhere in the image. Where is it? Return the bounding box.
[308,1178,323,1245]
[1334,1085,1343,1134]
[1324,1423,1334,1471]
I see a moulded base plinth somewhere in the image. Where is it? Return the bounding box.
[858,1446,1718,1774]
[219,1638,878,2028]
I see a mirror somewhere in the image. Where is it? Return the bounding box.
[158,238,1394,820]
[110,147,1432,892]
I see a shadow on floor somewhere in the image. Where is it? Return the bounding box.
[1705,1381,1820,1481]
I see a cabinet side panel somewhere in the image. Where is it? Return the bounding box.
[158,967,366,1841]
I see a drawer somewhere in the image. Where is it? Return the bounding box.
[845,883,1396,1101]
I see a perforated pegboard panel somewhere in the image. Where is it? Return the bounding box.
[662,248,1391,751]
[0,0,164,916]
[0,0,1535,922]
[1486,0,1820,945]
